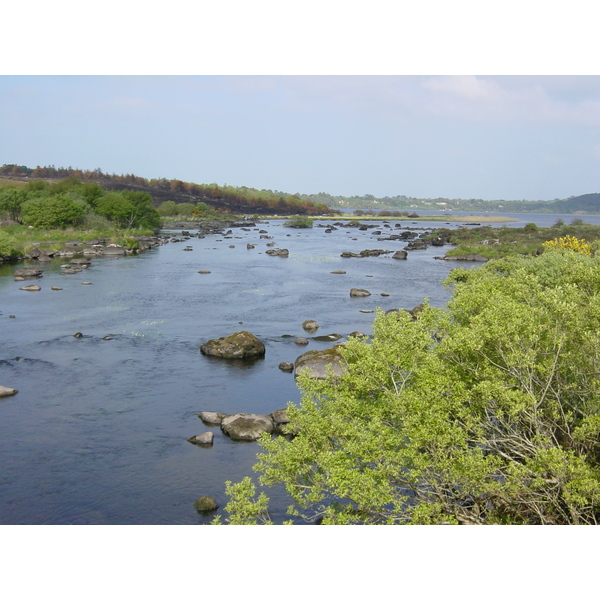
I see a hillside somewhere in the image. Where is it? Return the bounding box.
[300,191,600,214]
[0,164,338,217]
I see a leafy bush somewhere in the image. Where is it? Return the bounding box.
[20,194,85,228]
[0,230,20,258]
[217,251,600,524]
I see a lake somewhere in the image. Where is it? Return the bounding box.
[0,212,596,524]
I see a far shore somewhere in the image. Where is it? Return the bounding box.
[310,214,519,223]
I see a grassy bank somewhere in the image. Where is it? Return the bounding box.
[440,221,600,260]
[0,224,156,260]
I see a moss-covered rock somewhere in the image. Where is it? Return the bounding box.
[200,331,265,359]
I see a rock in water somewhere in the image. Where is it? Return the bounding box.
[350,288,371,297]
[301,319,319,332]
[294,347,347,380]
[194,496,219,512]
[0,386,18,397]
[197,411,227,425]
[221,413,274,441]
[200,331,265,359]
[187,432,214,446]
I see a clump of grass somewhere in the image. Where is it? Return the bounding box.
[284,217,313,228]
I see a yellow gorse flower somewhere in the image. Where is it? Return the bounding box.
[542,235,591,255]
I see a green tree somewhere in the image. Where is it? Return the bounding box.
[219,250,600,525]
[20,194,85,228]
[177,202,195,216]
[157,200,178,216]
[95,191,160,229]
[0,187,28,221]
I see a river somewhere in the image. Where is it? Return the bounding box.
[0,212,596,524]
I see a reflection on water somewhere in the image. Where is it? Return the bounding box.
[0,216,510,524]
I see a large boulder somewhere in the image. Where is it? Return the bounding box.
[294,346,347,379]
[221,413,274,441]
[200,331,265,359]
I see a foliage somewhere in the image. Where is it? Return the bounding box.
[157,201,178,216]
[20,194,85,228]
[211,478,274,525]
[443,223,600,260]
[0,187,28,221]
[542,235,591,255]
[218,251,600,524]
[115,236,139,250]
[95,190,160,229]
[1,164,339,216]
[0,230,20,258]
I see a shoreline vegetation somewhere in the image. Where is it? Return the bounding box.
[2,163,599,216]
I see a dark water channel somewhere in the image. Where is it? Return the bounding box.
[0,216,526,524]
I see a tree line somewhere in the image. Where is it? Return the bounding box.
[0,164,337,216]
[0,176,160,230]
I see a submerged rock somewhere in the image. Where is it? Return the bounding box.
[312,333,342,342]
[350,288,371,297]
[294,346,347,380]
[200,331,265,359]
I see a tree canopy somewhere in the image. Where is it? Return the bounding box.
[218,249,600,524]
[0,177,160,230]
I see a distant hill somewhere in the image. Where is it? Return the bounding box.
[0,164,339,217]
[299,191,600,214]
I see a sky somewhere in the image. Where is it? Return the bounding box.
[3,74,600,201]
[2,3,600,203]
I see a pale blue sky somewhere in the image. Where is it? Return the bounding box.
[2,75,600,201]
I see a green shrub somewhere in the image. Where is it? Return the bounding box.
[20,194,85,228]
[0,230,20,258]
